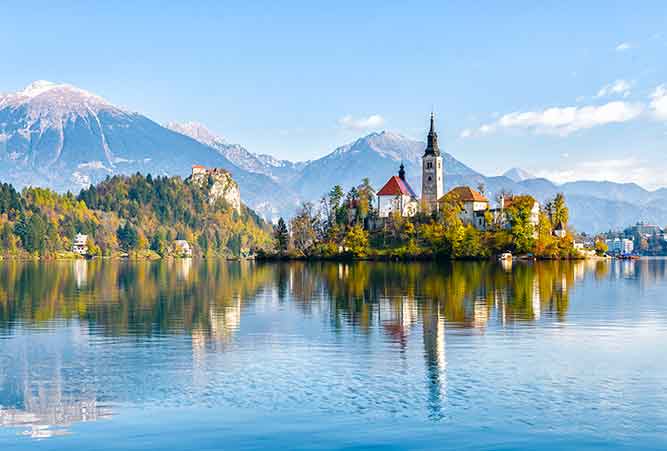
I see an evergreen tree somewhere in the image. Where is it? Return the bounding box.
[274,217,289,253]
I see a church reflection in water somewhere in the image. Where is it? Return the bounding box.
[1,257,665,437]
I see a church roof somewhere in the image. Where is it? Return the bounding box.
[444,186,488,203]
[377,176,417,198]
[424,112,441,157]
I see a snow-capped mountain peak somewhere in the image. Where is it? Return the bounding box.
[165,121,225,147]
[20,80,62,98]
[503,167,535,182]
[0,80,120,123]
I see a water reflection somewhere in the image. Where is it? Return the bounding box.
[1,258,666,439]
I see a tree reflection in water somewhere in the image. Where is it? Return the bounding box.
[2,257,662,436]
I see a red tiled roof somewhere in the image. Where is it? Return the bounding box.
[377,176,417,197]
[444,186,488,203]
[192,164,206,169]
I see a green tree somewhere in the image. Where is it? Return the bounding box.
[14,213,47,254]
[549,193,569,228]
[274,217,289,253]
[505,195,537,254]
[116,222,138,251]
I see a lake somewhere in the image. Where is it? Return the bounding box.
[0,259,666,450]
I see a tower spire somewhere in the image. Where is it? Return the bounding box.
[424,112,440,157]
[398,161,406,181]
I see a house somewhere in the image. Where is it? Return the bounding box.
[72,234,88,255]
[553,220,567,238]
[173,240,193,257]
[483,194,541,237]
[377,164,419,218]
[440,186,488,230]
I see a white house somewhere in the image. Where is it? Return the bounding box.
[377,164,419,218]
[553,220,567,238]
[72,234,88,255]
[173,240,193,257]
[440,186,489,229]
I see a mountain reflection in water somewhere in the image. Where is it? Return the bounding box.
[0,258,666,447]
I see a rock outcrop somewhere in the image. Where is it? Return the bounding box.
[189,167,241,213]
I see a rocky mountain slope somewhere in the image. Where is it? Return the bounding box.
[0,81,297,218]
[166,121,304,184]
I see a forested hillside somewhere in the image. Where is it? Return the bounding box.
[0,174,272,258]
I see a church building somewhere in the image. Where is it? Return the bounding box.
[376,113,445,218]
[377,163,419,218]
[421,113,444,213]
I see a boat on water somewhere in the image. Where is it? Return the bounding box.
[498,252,512,261]
[617,253,640,260]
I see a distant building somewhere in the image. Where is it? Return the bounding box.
[440,186,488,230]
[605,237,634,254]
[553,220,567,238]
[191,164,208,176]
[377,164,419,218]
[488,195,540,235]
[628,222,662,239]
[623,238,634,254]
[173,240,193,257]
[72,233,88,255]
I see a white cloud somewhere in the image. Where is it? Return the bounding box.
[337,114,384,130]
[615,42,633,51]
[461,101,643,137]
[596,79,632,98]
[534,158,667,190]
[459,129,472,139]
[650,85,667,120]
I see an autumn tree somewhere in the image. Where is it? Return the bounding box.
[343,224,369,257]
[505,195,537,254]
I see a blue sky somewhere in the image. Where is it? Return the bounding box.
[2,1,666,188]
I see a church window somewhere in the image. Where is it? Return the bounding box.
[428,176,432,181]
[426,162,433,169]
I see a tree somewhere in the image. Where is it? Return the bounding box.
[357,178,375,220]
[117,222,138,251]
[437,191,465,256]
[290,202,318,256]
[459,225,486,258]
[343,224,369,257]
[274,217,289,253]
[505,195,537,254]
[14,212,47,254]
[548,193,569,228]
[535,211,556,257]
[87,237,102,257]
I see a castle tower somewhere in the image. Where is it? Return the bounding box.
[421,113,444,213]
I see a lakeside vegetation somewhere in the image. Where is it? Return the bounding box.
[0,173,607,261]
[0,174,272,260]
[267,181,586,260]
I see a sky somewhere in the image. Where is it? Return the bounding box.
[1,1,667,188]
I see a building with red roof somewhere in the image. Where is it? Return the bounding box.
[377,164,419,218]
[440,186,489,229]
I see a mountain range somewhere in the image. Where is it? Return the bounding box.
[2,80,666,232]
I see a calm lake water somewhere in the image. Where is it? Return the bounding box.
[0,259,666,450]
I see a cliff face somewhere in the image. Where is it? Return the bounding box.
[189,169,241,213]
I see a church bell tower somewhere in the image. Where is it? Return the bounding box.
[421,112,444,213]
